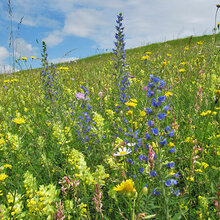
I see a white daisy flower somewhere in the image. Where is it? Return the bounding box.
[113,147,132,157]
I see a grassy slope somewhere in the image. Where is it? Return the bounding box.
[0,33,219,219]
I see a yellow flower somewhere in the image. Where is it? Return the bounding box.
[30,56,37,59]
[3,164,12,169]
[130,99,137,103]
[169,142,175,147]
[113,179,136,193]
[185,46,189,51]
[58,67,69,71]
[145,51,152,55]
[126,110,133,116]
[125,102,137,107]
[20,57,27,61]
[12,117,25,124]
[197,41,203,45]
[140,111,146,117]
[0,173,8,181]
[165,91,173,97]
[167,53,172,57]
[179,68,185,72]
[201,162,209,169]
[163,59,167,65]
[141,55,150,60]
[195,169,203,173]
[216,90,220,95]
[186,176,194,182]
[200,112,207,116]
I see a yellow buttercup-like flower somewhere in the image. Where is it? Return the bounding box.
[113,179,136,193]
[125,102,137,107]
[20,57,27,61]
[12,117,25,124]
[0,173,8,181]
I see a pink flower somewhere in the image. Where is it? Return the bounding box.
[75,92,85,100]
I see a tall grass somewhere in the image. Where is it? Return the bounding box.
[0,12,219,220]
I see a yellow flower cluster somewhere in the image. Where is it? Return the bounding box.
[125,99,137,107]
[24,171,58,217]
[113,179,137,197]
[12,117,25,124]
[58,66,69,71]
[200,110,217,116]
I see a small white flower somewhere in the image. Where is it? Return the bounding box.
[113,147,132,157]
[127,143,136,147]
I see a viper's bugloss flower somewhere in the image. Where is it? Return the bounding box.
[173,190,180,196]
[158,113,166,120]
[168,130,175,137]
[148,120,154,127]
[153,189,160,196]
[139,168,145,173]
[159,138,167,146]
[163,105,169,111]
[145,133,151,140]
[149,171,157,177]
[151,128,159,135]
[169,147,175,153]
[165,179,171,187]
[146,107,153,114]
[166,162,175,169]
[165,126,171,132]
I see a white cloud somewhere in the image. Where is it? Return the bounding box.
[63,9,106,37]
[50,57,78,64]
[14,38,38,58]
[43,31,64,47]
[0,64,19,74]
[1,0,219,52]
[0,47,19,74]
[0,47,9,62]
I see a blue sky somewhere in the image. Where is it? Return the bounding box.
[0,0,219,73]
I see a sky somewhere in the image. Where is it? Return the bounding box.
[0,0,219,73]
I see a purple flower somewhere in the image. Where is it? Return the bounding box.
[165,126,171,132]
[151,128,159,136]
[153,189,160,196]
[158,113,166,120]
[75,92,85,100]
[169,147,175,153]
[166,162,175,169]
[165,180,171,187]
[146,108,153,114]
[163,105,169,111]
[168,130,175,137]
[148,120,154,127]
[159,138,167,146]
[158,96,166,102]
[139,168,145,173]
[172,172,179,178]
[149,171,157,177]
[139,154,143,160]
[173,190,180,196]
[152,76,159,84]
[145,133,151,140]
[171,179,178,185]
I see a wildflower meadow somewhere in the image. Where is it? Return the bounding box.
[0,12,219,219]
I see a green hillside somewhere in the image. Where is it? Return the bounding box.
[0,32,219,219]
